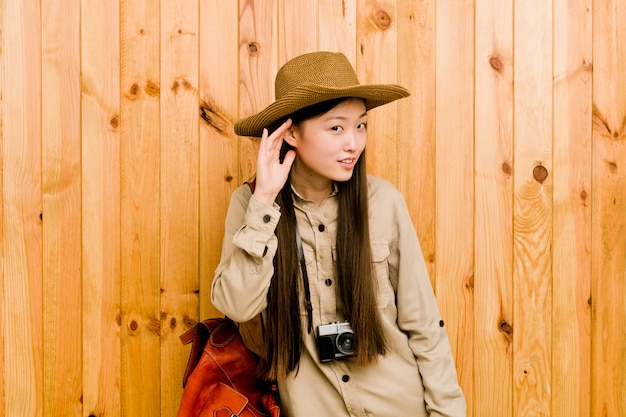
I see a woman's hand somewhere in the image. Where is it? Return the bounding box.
[253,119,296,206]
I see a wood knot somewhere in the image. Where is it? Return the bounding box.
[606,160,617,172]
[499,320,513,334]
[502,161,512,176]
[110,115,120,129]
[129,320,139,332]
[182,315,197,329]
[172,78,193,93]
[533,165,548,183]
[170,317,177,329]
[127,83,140,100]
[248,42,260,56]
[200,100,229,132]
[374,10,392,29]
[465,274,474,291]
[144,80,160,97]
[148,319,161,336]
[489,54,505,73]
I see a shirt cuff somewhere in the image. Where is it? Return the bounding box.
[245,194,281,234]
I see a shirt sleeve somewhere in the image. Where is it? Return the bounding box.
[210,185,281,322]
[391,194,466,417]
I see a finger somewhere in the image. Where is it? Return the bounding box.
[257,128,271,165]
[259,128,269,148]
[282,149,296,168]
[267,119,292,152]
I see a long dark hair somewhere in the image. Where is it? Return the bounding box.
[260,99,388,380]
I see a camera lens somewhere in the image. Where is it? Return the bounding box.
[336,331,354,355]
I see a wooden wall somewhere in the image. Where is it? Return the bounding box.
[1,0,624,416]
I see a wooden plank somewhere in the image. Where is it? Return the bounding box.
[396,0,436,281]
[199,1,239,319]
[474,1,514,416]
[1,0,44,415]
[277,0,317,60]
[159,0,199,414]
[120,0,161,415]
[356,0,398,185]
[80,0,121,415]
[41,0,82,414]
[591,0,626,415]
[434,0,475,404]
[238,0,278,182]
[0,3,4,415]
[512,0,553,415]
[318,0,356,58]
[552,0,592,415]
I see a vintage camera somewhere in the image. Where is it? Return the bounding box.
[316,322,355,363]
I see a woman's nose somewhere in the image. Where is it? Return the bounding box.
[343,131,359,151]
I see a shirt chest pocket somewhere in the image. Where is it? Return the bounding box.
[371,242,393,308]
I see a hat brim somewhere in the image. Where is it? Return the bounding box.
[234,82,410,137]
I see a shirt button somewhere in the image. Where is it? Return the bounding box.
[342,375,350,382]
[318,224,325,232]
[262,214,271,223]
[439,320,445,327]
[325,278,332,286]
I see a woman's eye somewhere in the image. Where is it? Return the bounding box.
[330,126,343,132]
[358,122,367,130]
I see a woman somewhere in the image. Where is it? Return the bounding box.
[211,51,465,417]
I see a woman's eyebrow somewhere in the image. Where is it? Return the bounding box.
[323,112,368,122]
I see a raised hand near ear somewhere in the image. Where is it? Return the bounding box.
[253,119,296,206]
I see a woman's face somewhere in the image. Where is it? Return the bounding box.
[288,98,367,184]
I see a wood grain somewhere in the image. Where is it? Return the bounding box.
[513,0,553,415]
[1,0,44,415]
[357,0,398,185]
[474,1,514,415]
[591,1,626,415]
[238,0,277,182]
[278,0,317,60]
[41,0,82,414]
[198,1,240,319]
[318,0,357,57]
[396,0,436,284]
[434,0,475,406]
[552,0,592,416]
[120,0,161,415]
[80,0,121,415]
[159,0,199,414]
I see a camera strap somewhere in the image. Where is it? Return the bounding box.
[295,222,314,334]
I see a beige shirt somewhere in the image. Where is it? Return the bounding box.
[212,175,466,417]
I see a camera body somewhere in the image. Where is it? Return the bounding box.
[316,322,355,363]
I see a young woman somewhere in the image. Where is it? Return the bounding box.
[211,51,466,417]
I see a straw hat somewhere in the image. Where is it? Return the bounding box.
[234,51,410,137]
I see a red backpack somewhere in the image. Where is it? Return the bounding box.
[176,317,280,417]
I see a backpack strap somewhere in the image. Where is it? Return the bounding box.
[180,318,225,387]
[245,178,257,194]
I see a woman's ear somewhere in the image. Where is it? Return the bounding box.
[283,125,298,147]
